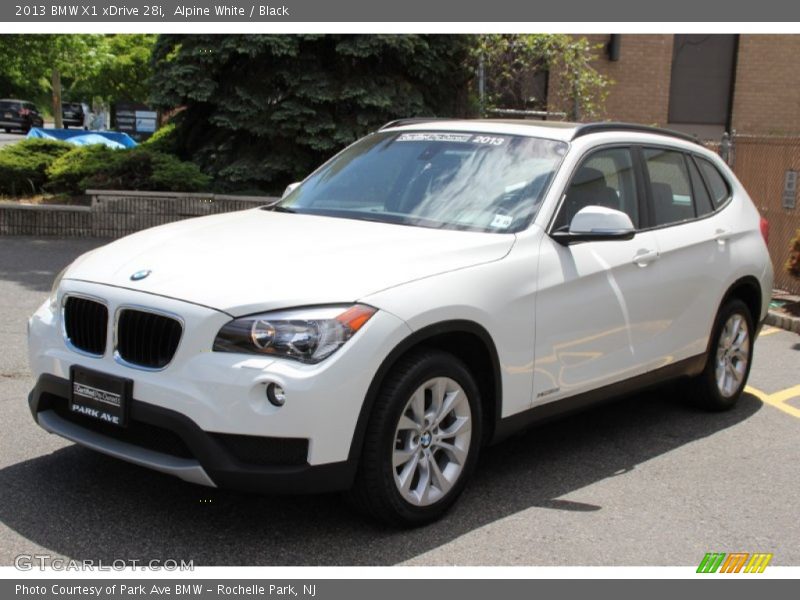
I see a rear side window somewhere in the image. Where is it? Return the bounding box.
[696,157,731,207]
[643,148,696,226]
[553,147,639,231]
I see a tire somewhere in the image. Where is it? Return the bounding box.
[684,299,754,411]
[348,349,483,526]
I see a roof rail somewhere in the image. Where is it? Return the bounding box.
[379,118,446,130]
[572,122,699,144]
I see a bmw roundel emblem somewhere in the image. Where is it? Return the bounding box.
[130,269,152,281]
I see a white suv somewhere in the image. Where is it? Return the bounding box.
[28,120,773,525]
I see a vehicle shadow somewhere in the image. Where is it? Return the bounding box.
[0,387,762,565]
[0,237,106,293]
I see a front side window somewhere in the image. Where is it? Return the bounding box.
[553,147,639,231]
[643,148,696,226]
[277,131,568,233]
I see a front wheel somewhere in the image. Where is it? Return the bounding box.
[684,299,754,411]
[349,349,482,526]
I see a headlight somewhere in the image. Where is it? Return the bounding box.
[213,304,377,364]
[48,266,68,311]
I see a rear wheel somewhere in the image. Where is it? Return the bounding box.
[349,349,482,526]
[685,299,754,411]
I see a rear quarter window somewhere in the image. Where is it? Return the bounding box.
[696,157,731,207]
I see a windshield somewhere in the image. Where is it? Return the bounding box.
[276,131,568,233]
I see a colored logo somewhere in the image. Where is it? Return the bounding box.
[130,269,152,281]
[697,552,773,573]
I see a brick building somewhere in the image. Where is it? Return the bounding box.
[565,34,800,140]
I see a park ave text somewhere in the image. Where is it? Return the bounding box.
[16,584,316,597]
[14,4,290,18]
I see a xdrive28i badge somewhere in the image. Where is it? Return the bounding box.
[130,269,151,281]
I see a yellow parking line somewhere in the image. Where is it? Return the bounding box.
[745,385,800,419]
[758,327,781,337]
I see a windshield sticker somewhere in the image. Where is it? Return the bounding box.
[470,135,507,146]
[397,133,474,143]
[490,214,514,229]
[396,132,509,146]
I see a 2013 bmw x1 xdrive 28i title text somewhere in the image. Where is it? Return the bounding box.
[28,120,773,525]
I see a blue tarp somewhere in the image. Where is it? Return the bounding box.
[26,128,137,149]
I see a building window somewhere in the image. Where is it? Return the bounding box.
[668,35,738,137]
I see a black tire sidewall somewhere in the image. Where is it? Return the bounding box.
[367,350,483,525]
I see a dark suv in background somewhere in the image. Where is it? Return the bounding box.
[62,102,88,129]
[0,99,44,133]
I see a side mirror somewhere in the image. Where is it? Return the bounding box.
[552,205,635,245]
[282,182,301,199]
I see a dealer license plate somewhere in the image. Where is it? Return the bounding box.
[69,366,131,427]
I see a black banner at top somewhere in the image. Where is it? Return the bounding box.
[2,0,800,22]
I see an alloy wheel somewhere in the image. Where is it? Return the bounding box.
[715,313,750,398]
[392,377,472,506]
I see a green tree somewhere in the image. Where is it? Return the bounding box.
[71,35,156,105]
[150,34,474,191]
[0,35,155,126]
[0,35,103,126]
[476,34,610,120]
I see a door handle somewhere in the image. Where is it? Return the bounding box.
[715,228,732,245]
[633,249,659,267]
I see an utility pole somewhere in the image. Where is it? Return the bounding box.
[52,68,63,129]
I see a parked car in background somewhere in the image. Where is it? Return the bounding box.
[27,120,773,526]
[62,102,89,129]
[0,99,44,133]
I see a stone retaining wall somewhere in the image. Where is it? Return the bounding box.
[0,190,278,238]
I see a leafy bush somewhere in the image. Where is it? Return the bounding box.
[141,123,178,154]
[0,139,72,196]
[45,145,115,195]
[46,145,211,194]
[787,230,800,279]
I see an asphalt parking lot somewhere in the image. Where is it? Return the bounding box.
[0,236,798,567]
[0,130,24,148]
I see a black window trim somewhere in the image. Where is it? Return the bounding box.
[684,151,715,218]
[545,143,645,235]
[546,141,736,236]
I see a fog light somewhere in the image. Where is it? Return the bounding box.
[266,383,286,407]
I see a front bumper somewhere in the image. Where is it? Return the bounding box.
[0,118,26,129]
[29,374,356,493]
[28,280,412,492]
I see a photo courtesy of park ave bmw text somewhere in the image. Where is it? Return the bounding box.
[0,0,798,595]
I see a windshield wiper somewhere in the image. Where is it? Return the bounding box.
[269,205,296,213]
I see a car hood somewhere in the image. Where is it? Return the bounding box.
[65,209,515,316]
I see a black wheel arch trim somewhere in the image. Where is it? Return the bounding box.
[705,275,763,358]
[348,319,503,466]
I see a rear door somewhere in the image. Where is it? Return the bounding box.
[641,146,732,364]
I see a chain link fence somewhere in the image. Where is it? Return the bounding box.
[707,134,800,295]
